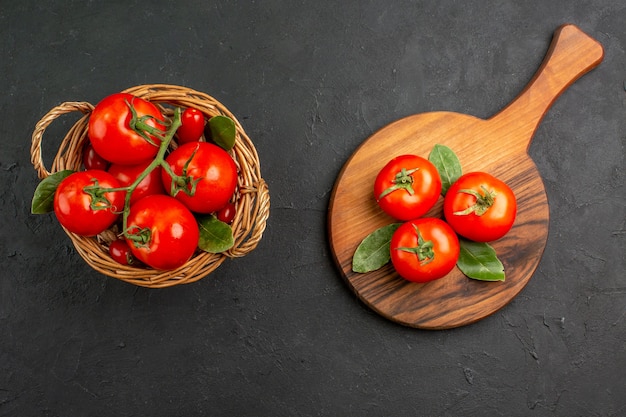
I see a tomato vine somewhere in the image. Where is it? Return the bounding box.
[32,93,241,269]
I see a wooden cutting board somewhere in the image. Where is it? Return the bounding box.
[327,24,604,330]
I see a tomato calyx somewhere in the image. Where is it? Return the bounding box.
[82,178,121,212]
[165,144,204,198]
[378,167,419,200]
[453,186,497,216]
[126,98,170,147]
[394,224,435,265]
[125,226,152,249]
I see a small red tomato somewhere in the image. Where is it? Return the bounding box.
[390,217,459,283]
[162,142,238,214]
[109,239,135,266]
[108,160,165,206]
[82,143,110,171]
[216,202,236,224]
[374,155,442,221]
[53,170,125,236]
[176,107,205,144]
[88,93,166,165]
[125,195,199,270]
[443,172,517,242]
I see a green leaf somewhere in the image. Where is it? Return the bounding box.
[197,214,234,253]
[31,170,75,214]
[428,144,462,195]
[352,223,402,273]
[457,239,505,281]
[208,115,236,151]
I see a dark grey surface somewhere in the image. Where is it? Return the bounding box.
[1,1,625,416]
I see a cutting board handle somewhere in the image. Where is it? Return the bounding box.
[491,24,604,152]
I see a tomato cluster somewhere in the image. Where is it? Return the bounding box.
[51,93,238,270]
[374,153,517,283]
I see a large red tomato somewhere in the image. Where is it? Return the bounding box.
[161,142,238,214]
[443,172,517,242]
[390,217,459,283]
[53,170,124,236]
[374,155,442,221]
[124,195,199,270]
[108,160,165,206]
[88,93,166,165]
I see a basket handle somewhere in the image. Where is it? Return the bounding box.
[30,101,94,179]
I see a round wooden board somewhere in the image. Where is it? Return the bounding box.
[327,25,604,329]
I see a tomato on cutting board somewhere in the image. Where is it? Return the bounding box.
[374,154,441,221]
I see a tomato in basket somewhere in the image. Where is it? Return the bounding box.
[162,142,238,214]
[125,194,200,270]
[176,107,205,144]
[88,93,167,165]
[53,170,124,236]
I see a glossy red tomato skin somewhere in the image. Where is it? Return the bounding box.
[390,218,460,283]
[162,142,238,214]
[109,239,134,266]
[53,170,125,236]
[108,160,165,206]
[443,172,517,242]
[374,155,442,221]
[125,195,199,270]
[176,108,205,144]
[216,202,236,224]
[88,93,166,165]
[82,143,110,171]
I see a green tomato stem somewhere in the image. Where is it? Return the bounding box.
[394,224,435,265]
[126,99,171,146]
[120,107,183,239]
[378,167,419,200]
[165,143,204,198]
[80,105,182,242]
[82,179,117,212]
[453,186,497,216]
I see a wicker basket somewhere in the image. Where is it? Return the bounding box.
[30,84,270,288]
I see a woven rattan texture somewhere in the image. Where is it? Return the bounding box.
[30,84,270,288]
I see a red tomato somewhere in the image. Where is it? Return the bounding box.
[82,143,110,171]
[374,155,442,221]
[162,142,238,214]
[109,239,135,266]
[125,195,199,270]
[176,107,205,144]
[443,172,517,242]
[216,202,236,224]
[53,170,125,236]
[88,93,166,165]
[108,160,165,206]
[390,218,460,283]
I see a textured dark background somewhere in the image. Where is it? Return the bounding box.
[1,1,625,416]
